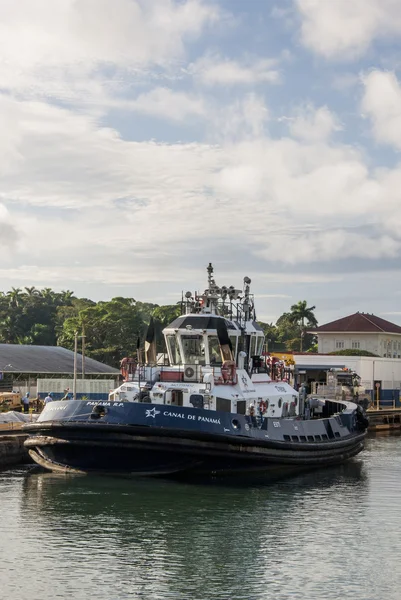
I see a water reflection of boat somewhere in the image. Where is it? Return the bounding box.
[18,460,367,599]
[24,265,368,478]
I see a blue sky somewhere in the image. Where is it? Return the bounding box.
[1,0,401,326]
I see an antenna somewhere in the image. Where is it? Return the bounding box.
[207,263,214,290]
[243,276,252,321]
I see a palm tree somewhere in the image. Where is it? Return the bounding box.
[40,288,55,302]
[289,300,318,352]
[60,290,75,304]
[7,287,24,308]
[24,286,40,296]
[0,316,21,343]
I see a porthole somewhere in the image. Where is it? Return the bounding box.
[231,419,241,430]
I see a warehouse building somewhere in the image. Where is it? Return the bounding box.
[0,343,120,400]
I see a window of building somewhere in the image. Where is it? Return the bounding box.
[351,341,360,349]
[336,340,345,349]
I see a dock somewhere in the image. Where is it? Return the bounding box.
[0,424,30,468]
[367,408,401,432]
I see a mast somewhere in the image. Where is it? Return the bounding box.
[207,262,214,291]
[243,276,251,322]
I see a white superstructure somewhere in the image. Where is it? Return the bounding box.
[109,264,299,420]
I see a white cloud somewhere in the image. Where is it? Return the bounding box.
[0,0,220,102]
[0,2,401,300]
[331,72,361,91]
[361,70,401,150]
[1,91,400,282]
[190,55,280,86]
[256,230,400,264]
[3,0,401,326]
[0,203,19,255]
[130,87,207,121]
[289,105,342,142]
[295,0,401,59]
[211,93,270,139]
[254,294,291,299]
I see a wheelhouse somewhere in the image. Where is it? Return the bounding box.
[163,315,242,367]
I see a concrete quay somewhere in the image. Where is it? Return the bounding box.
[0,426,30,468]
[367,408,401,432]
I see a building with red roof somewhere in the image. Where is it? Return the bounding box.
[311,312,401,358]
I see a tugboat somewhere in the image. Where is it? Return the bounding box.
[24,264,368,478]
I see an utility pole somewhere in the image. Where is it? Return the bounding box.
[81,325,86,380]
[73,331,78,400]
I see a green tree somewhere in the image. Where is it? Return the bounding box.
[152,304,182,353]
[40,288,55,302]
[0,315,22,343]
[288,301,318,352]
[274,313,299,351]
[7,287,24,308]
[58,298,148,366]
[256,321,278,352]
[59,290,75,304]
[24,286,40,297]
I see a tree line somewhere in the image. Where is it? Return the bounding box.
[0,287,319,366]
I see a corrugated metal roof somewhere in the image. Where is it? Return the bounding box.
[0,344,119,375]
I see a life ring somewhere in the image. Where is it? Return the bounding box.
[259,400,267,414]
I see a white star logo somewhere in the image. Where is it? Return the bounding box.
[145,407,161,418]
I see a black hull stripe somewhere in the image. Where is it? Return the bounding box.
[24,422,366,452]
[25,433,365,463]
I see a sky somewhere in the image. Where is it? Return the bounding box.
[2,0,401,326]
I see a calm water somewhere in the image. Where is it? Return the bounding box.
[1,436,401,600]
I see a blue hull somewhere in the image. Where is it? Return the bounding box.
[24,401,366,477]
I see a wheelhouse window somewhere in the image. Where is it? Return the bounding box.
[230,336,238,359]
[181,335,206,365]
[208,336,222,365]
[351,341,360,349]
[336,340,344,349]
[256,336,264,355]
[166,335,182,365]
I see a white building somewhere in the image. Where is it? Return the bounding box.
[292,353,401,405]
[312,312,401,358]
